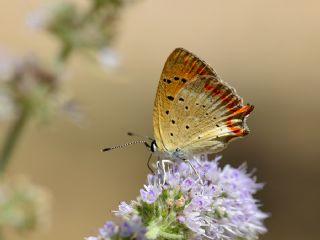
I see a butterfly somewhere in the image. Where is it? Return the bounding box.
[151,48,253,160]
[104,48,253,162]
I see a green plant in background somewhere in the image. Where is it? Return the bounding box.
[0,0,133,238]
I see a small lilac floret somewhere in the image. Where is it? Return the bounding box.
[99,221,117,238]
[120,221,133,237]
[115,201,133,216]
[119,217,146,240]
[140,185,162,204]
[181,177,195,192]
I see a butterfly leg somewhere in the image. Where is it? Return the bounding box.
[185,160,204,185]
[155,160,164,186]
[146,153,154,174]
[161,159,174,185]
[155,159,174,186]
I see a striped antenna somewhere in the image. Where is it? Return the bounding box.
[101,140,148,152]
[127,132,154,141]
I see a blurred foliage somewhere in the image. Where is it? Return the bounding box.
[0,0,134,238]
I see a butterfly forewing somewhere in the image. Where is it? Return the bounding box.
[153,48,253,158]
[153,48,217,151]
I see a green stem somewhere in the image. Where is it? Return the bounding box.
[58,44,72,64]
[0,109,29,175]
[0,227,4,240]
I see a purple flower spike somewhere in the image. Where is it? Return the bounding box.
[89,156,268,240]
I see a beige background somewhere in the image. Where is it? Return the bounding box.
[0,0,319,239]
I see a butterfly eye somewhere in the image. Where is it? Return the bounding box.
[150,141,157,152]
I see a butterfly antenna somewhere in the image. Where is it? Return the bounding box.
[127,132,154,141]
[102,140,148,152]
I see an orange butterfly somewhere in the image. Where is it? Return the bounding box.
[104,48,253,162]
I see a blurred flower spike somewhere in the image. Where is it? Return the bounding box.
[88,157,268,240]
[0,175,51,234]
[28,0,131,61]
[0,53,60,120]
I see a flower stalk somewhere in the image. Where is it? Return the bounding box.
[0,108,29,175]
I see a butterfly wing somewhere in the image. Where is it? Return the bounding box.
[153,48,253,157]
[153,48,217,152]
[165,75,253,156]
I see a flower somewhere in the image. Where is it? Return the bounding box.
[98,48,120,70]
[0,50,84,124]
[86,217,146,240]
[0,175,51,233]
[113,156,268,240]
[99,221,118,238]
[114,201,134,216]
[26,5,54,30]
[140,184,162,204]
[0,52,58,118]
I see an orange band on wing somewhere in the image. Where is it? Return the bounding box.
[226,105,254,136]
[230,105,254,116]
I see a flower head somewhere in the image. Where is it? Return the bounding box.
[0,175,51,233]
[115,156,268,240]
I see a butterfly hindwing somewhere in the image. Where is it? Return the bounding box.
[164,75,253,156]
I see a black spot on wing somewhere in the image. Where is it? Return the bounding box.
[167,96,174,101]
